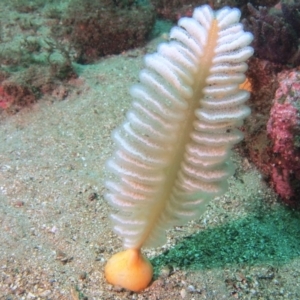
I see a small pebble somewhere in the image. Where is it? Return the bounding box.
[187,285,196,293]
[180,288,187,298]
[88,192,98,201]
[160,266,171,278]
[39,290,51,297]
[79,272,87,280]
[13,201,24,207]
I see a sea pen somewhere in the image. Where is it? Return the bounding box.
[104,5,253,291]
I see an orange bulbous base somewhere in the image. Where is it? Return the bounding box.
[105,249,153,292]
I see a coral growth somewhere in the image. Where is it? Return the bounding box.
[0,86,14,110]
[62,0,155,63]
[150,0,280,21]
[281,1,300,38]
[0,8,77,114]
[244,64,300,207]
[0,0,156,113]
[242,58,280,178]
[266,70,300,206]
[242,3,298,64]
[0,82,36,113]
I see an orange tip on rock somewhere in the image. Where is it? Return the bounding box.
[239,77,252,92]
[105,249,153,292]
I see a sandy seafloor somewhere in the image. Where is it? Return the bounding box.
[1,4,300,300]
